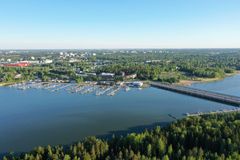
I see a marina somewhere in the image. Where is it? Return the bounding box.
[7,81,143,97]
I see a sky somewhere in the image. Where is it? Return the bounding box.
[0,0,240,49]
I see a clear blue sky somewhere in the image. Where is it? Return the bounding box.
[0,0,240,49]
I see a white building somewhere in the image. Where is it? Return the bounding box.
[43,59,53,64]
[100,72,115,78]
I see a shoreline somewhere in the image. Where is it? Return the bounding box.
[176,70,240,86]
[186,108,240,117]
[0,82,17,87]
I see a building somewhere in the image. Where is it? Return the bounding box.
[14,74,22,79]
[125,74,137,79]
[100,72,115,78]
[42,59,53,64]
[4,62,31,67]
[127,81,143,87]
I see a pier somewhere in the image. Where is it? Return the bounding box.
[150,81,240,107]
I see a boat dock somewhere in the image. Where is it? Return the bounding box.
[8,82,129,97]
[6,81,145,97]
[150,81,240,107]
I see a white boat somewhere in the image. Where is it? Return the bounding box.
[125,87,130,92]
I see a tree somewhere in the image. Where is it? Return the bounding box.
[157,139,166,156]
[162,155,169,160]
[167,144,173,156]
[147,144,152,157]
[63,154,71,160]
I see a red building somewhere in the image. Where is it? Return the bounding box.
[4,62,31,67]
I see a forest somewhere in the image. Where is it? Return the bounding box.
[96,51,240,82]
[3,112,240,160]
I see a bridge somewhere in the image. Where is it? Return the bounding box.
[150,81,240,107]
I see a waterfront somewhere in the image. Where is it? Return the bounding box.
[0,74,239,153]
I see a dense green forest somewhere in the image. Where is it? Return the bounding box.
[96,52,240,82]
[3,112,240,160]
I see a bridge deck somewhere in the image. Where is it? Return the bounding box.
[150,82,240,107]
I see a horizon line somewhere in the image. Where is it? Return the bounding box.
[1,47,240,50]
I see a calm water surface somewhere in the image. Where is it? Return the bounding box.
[0,74,239,152]
[191,74,240,96]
